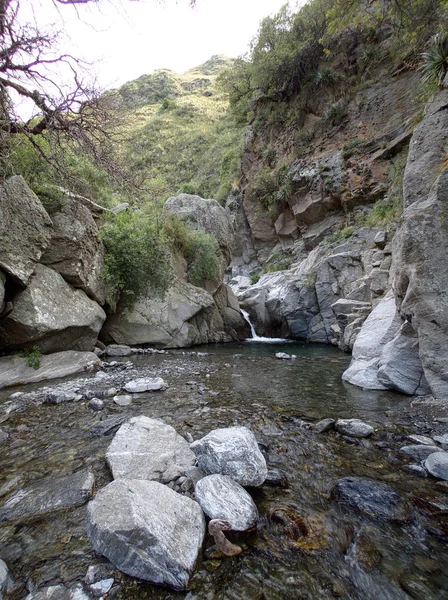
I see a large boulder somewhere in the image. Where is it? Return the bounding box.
[0,469,94,524]
[377,321,430,395]
[102,279,245,348]
[190,426,267,487]
[0,350,99,389]
[342,291,400,390]
[106,416,195,482]
[195,474,259,531]
[393,164,448,398]
[0,264,106,353]
[165,193,233,262]
[0,176,53,286]
[86,479,205,590]
[40,197,107,304]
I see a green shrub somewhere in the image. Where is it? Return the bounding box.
[314,66,337,87]
[342,139,362,159]
[421,32,448,88]
[250,271,261,285]
[186,230,221,287]
[323,99,347,126]
[21,345,41,370]
[100,210,172,309]
[327,226,355,244]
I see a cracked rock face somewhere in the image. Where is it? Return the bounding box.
[86,479,205,590]
[190,426,267,487]
[106,416,195,482]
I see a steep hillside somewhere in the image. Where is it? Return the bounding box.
[110,55,245,204]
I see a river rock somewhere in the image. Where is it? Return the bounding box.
[40,196,107,304]
[88,398,104,411]
[86,479,205,590]
[315,418,335,433]
[275,352,291,360]
[424,452,448,481]
[113,394,132,406]
[105,344,132,357]
[89,578,114,597]
[407,434,435,446]
[0,351,99,390]
[123,377,166,393]
[0,429,8,444]
[106,416,195,482]
[342,291,400,390]
[331,477,409,522]
[335,419,374,438]
[0,468,94,524]
[90,415,127,437]
[0,176,53,286]
[190,426,267,486]
[0,559,13,600]
[399,445,441,461]
[0,265,106,353]
[433,434,448,445]
[195,474,259,531]
[377,321,430,395]
[23,583,91,600]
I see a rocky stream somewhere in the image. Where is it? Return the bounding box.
[0,342,447,600]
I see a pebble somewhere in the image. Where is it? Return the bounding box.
[113,395,132,407]
[88,398,105,411]
[90,578,114,597]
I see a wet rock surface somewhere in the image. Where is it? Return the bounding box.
[190,426,267,486]
[335,419,373,438]
[331,477,410,522]
[0,346,447,599]
[0,469,94,524]
[424,452,448,481]
[195,474,259,531]
[86,479,205,590]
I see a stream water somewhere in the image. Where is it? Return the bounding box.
[0,342,447,600]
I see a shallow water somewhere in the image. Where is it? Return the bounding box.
[0,342,447,600]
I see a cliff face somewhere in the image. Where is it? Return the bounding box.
[228,56,448,397]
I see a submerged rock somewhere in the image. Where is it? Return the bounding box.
[190,426,267,486]
[106,416,195,482]
[0,468,94,524]
[331,476,410,522]
[424,452,448,481]
[335,419,373,438]
[399,445,441,461]
[105,344,132,357]
[24,583,91,600]
[0,350,99,390]
[195,474,259,531]
[86,479,205,590]
[315,418,335,433]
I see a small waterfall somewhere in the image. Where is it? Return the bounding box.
[240,309,289,343]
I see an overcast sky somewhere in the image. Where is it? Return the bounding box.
[30,0,300,91]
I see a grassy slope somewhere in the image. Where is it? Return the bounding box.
[113,55,244,206]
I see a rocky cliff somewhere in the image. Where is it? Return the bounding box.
[225,63,448,398]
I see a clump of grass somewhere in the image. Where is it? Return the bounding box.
[21,345,41,370]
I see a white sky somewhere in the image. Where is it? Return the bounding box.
[30,0,301,91]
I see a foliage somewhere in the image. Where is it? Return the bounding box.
[21,345,41,370]
[314,66,337,86]
[246,164,295,218]
[421,32,448,88]
[123,58,245,205]
[185,230,221,287]
[327,226,355,244]
[323,99,347,126]
[250,271,261,285]
[100,210,172,309]
[342,139,362,159]
[262,249,294,274]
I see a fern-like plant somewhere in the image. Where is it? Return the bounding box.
[421,33,448,88]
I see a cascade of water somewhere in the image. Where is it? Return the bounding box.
[240,309,289,343]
